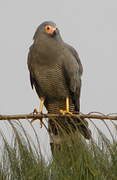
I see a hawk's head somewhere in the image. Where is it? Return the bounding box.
[33,21,60,40]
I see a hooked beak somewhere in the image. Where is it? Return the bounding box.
[49,26,58,35]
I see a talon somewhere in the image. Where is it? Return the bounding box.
[31,97,45,127]
[30,108,39,123]
[60,109,73,115]
[31,111,43,128]
[33,108,39,114]
[31,118,37,123]
[60,109,66,115]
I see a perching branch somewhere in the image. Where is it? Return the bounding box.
[0,112,117,121]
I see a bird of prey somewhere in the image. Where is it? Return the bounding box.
[27,21,91,140]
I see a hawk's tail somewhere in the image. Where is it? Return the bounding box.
[48,116,91,139]
[74,117,92,139]
[46,101,92,139]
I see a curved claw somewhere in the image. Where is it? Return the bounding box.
[30,98,45,127]
[60,109,73,115]
[30,108,39,123]
[31,108,43,128]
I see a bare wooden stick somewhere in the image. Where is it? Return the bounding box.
[0,113,117,121]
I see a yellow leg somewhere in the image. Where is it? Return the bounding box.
[31,97,45,127]
[39,97,45,113]
[66,97,69,112]
[60,97,72,115]
[39,97,44,127]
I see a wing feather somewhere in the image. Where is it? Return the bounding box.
[27,45,43,97]
[27,45,34,89]
[63,43,83,111]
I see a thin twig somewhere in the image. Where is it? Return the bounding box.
[0,112,117,121]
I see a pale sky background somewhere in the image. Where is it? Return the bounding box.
[0,0,117,158]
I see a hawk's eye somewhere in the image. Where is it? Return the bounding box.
[45,25,52,33]
[47,26,50,30]
[44,25,57,35]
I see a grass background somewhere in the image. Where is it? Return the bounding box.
[0,119,117,180]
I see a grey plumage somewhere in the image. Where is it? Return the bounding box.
[27,21,91,139]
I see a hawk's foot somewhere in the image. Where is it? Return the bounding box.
[31,108,43,127]
[31,98,45,127]
[60,97,73,115]
[60,109,73,115]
